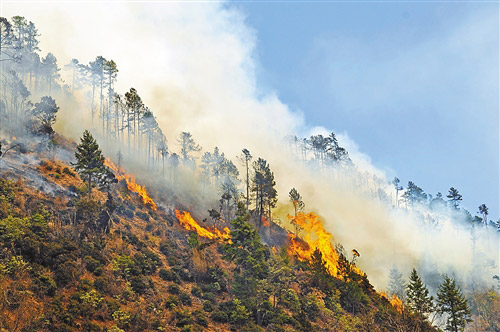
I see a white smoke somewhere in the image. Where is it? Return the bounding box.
[3,1,498,289]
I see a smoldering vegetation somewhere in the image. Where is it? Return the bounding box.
[0,11,498,305]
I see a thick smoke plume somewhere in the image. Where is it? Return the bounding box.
[3,1,498,290]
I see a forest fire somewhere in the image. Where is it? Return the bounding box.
[380,291,404,313]
[175,210,231,242]
[287,212,339,276]
[104,158,158,210]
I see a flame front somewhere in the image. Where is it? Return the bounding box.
[287,212,339,276]
[105,158,158,210]
[175,210,231,242]
[380,291,404,313]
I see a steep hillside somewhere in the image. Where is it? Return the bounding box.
[0,135,436,332]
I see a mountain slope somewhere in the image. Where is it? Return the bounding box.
[0,134,436,332]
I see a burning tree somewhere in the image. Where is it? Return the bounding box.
[73,130,116,197]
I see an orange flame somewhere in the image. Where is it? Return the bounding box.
[104,158,158,210]
[380,291,404,313]
[287,212,339,276]
[175,210,231,242]
[262,216,271,227]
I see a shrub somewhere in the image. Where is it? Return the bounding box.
[112,309,131,329]
[84,256,102,274]
[210,309,229,323]
[168,283,181,295]
[172,265,193,281]
[54,260,78,287]
[122,208,134,219]
[179,292,192,306]
[63,167,74,176]
[34,273,57,296]
[165,295,179,309]
[159,268,180,283]
[132,249,161,275]
[193,309,209,327]
[93,277,107,293]
[202,292,215,303]
[130,276,150,294]
[191,286,202,298]
[174,309,193,327]
[202,300,214,312]
[136,211,150,221]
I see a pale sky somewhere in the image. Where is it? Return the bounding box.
[237,1,499,218]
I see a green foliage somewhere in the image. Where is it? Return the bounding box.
[437,275,472,332]
[230,298,251,326]
[280,289,300,314]
[130,275,151,294]
[174,308,194,327]
[33,270,57,296]
[223,209,269,280]
[203,300,214,312]
[407,268,434,316]
[339,280,370,314]
[168,283,181,295]
[159,268,181,283]
[191,286,202,298]
[179,291,192,306]
[164,295,179,309]
[73,130,116,196]
[112,309,131,329]
[252,158,277,226]
[193,309,209,327]
[211,309,229,323]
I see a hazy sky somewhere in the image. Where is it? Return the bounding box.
[236,1,499,217]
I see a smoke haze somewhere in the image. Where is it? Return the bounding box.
[3,1,498,289]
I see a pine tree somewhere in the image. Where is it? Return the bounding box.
[478,204,488,225]
[407,268,434,316]
[392,177,403,207]
[446,187,462,209]
[437,275,472,332]
[73,130,115,197]
[237,148,252,212]
[177,131,201,162]
[251,158,277,228]
[388,266,406,302]
[289,187,305,236]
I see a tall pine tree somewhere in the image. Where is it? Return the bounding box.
[437,275,472,332]
[407,268,434,316]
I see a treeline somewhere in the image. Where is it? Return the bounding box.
[392,176,499,231]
